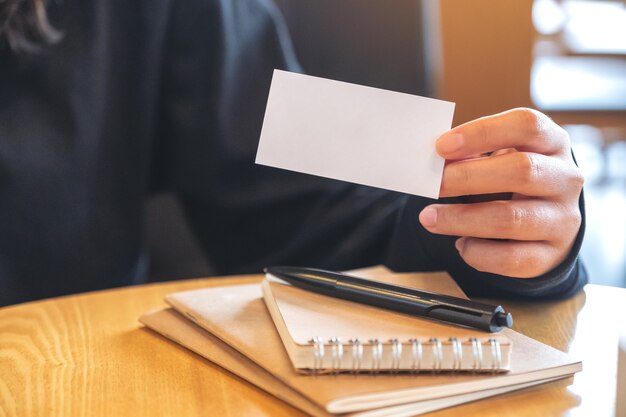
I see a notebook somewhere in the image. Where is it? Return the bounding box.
[261,275,511,373]
[140,308,329,417]
[140,307,561,417]
[155,269,581,415]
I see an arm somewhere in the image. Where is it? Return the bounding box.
[157,0,403,273]
[160,1,586,298]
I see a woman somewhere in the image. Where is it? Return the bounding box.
[0,0,586,305]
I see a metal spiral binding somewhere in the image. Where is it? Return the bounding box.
[409,338,423,373]
[469,337,483,371]
[329,337,343,374]
[305,337,501,373]
[350,338,363,374]
[389,338,402,373]
[489,338,502,372]
[369,338,383,374]
[430,338,443,371]
[449,337,462,371]
[429,337,443,372]
[310,336,324,374]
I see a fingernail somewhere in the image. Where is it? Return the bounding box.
[419,207,437,228]
[455,238,466,252]
[437,133,464,155]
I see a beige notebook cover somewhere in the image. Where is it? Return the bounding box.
[140,307,561,417]
[162,270,581,415]
[139,308,330,417]
[262,274,511,373]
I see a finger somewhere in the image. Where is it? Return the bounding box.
[439,151,583,198]
[455,237,563,278]
[436,108,570,160]
[418,200,580,242]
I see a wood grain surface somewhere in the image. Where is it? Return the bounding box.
[1,276,624,417]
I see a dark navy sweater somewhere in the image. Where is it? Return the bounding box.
[0,0,587,305]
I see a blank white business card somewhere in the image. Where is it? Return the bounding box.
[256,70,454,199]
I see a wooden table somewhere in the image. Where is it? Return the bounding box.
[1,277,624,417]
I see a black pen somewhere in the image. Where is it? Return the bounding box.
[264,266,513,333]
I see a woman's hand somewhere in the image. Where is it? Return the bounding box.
[418,108,584,278]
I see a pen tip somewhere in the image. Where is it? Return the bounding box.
[495,312,513,328]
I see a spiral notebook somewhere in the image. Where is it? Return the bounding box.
[158,268,581,415]
[140,307,563,417]
[261,276,511,374]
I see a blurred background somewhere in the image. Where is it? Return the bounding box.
[147,0,626,288]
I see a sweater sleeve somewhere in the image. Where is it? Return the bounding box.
[159,0,587,299]
[385,192,588,300]
[156,0,403,273]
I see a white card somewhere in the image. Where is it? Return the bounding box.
[255,70,455,199]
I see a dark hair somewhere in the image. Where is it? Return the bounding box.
[0,0,61,54]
